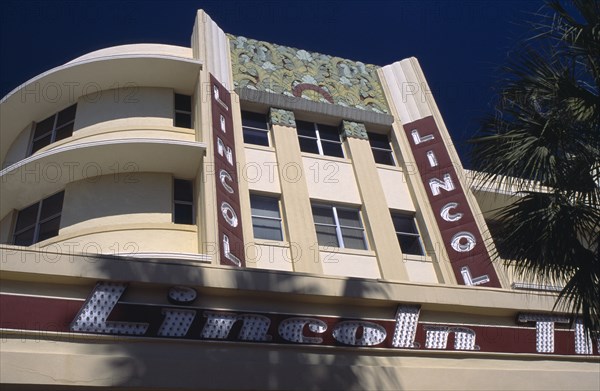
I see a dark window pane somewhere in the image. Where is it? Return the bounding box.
[31,134,52,153]
[34,116,55,138]
[321,141,344,158]
[341,227,367,250]
[372,149,395,165]
[54,122,74,142]
[38,216,61,242]
[299,137,319,154]
[174,204,194,224]
[398,234,424,255]
[14,228,35,246]
[243,128,269,146]
[392,215,418,234]
[174,179,193,202]
[242,111,268,130]
[15,204,39,232]
[312,205,334,225]
[336,208,362,228]
[315,225,339,247]
[175,94,192,112]
[251,195,280,219]
[40,192,64,220]
[56,104,76,126]
[252,217,283,241]
[368,132,391,149]
[317,124,340,141]
[296,120,315,137]
[175,113,192,128]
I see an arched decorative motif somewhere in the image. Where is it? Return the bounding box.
[229,35,390,114]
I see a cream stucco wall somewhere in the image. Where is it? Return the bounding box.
[302,155,361,204]
[60,173,172,233]
[377,165,416,212]
[74,87,174,131]
[2,123,32,169]
[243,146,281,194]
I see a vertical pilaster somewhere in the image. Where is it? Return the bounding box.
[342,121,409,281]
[269,108,323,274]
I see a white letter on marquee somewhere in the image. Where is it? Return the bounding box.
[201,312,271,341]
[429,174,455,196]
[217,138,233,166]
[426,150,438,167]
[451,232,476,252]
[223,234,242,266]
[219,169,234,193]
[278,317,327,344]
[392,305,421,348]
[221,202,238,227]
[518,313,569,353]
[332,321,387,346]
[440,202,463,222]
[411,129,435,145]
[71,282,149,335]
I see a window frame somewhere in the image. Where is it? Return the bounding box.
[12,191,65,246]
[173,178,195,225]
[297,121,344,158]
[312,203,367,250]
[367,132,396,166]
[241,111,270,147]
[29,104,77,155]
[250,194,284,241]
[174,93,193,129]
[391,213,425,256]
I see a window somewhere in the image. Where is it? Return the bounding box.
[312,204,366,249]
[250,194,283,241]
[368,132,395,166]
[173,179,194,224]
[13,191,64,246]
[174,94,192,128]
[242,111,270,146]
[297,120,344,158]
[391,213,424,255]
[30,104,76,154]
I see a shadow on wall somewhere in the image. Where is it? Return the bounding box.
[76,252,406,390]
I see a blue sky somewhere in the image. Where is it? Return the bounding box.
[0,0,546,166]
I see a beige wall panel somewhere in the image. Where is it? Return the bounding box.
[246,243,294,272]
[58,128,195,147]
[3,123,32,168]
[405,258,439,283]
[74,87,174,131]
[320,250,381,279]
[302,155,361,204]
[377,166,416,211]
[60,173,172,233]
[42,226,198,255]
[0,210,14,243]
[271,124,322,274]
[243,147,281,194]
[2,338,598,390]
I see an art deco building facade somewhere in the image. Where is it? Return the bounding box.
[1,10,598,391]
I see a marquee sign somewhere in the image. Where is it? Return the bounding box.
[1,282,597,356]
[210,74,245,267]
[403,116,501,287]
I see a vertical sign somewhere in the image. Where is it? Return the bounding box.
[210,74,245,267]
[403,116,500,287]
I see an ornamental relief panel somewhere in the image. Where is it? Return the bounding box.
[229,35,390,114]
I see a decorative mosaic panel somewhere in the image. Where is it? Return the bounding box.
[269,108,296,127]
[229,35,390,114]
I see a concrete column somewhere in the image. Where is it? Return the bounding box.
[269,108,323,274]
[342,120,409,281]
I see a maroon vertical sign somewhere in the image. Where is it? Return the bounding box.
[403,116,500,287]
[210,74,245,267]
